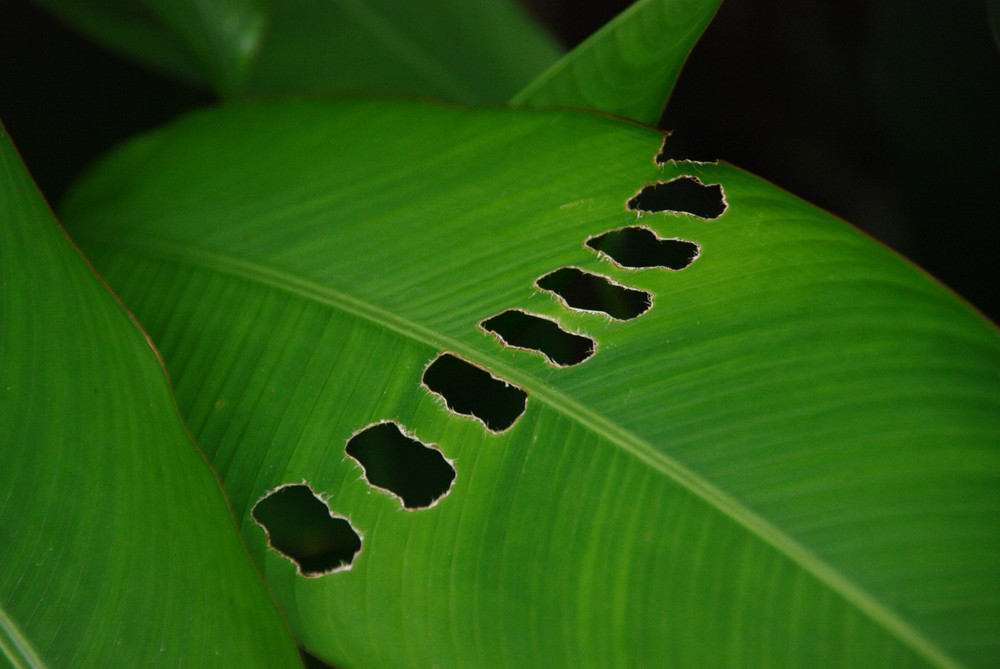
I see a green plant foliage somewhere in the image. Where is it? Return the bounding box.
[513,0,723,124]
[0,124,302,667]
[59,97,1000,668]
[242,0,562,103]
[33,0,563,102]
[31,0,269,96]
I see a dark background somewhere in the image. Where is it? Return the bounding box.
[2,0,998,323]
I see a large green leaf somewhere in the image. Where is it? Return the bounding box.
[0,123,302,665]
[512,0,723,124]
[33,0,562,102]
[60,98,1000,668]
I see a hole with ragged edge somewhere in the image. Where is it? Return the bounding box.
[423,353,526,432]
[480,309,595,367]
[251,484,361,577]
[586,226,700,270]
[627,176,726,219]
[346,422,455,509]
[536,267,651,320]
[654,134,718,164]
[654,134,671,164]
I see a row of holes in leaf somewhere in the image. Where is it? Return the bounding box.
[480,176,724,367]
[250,351,529,577]
[250,174,725,578]
[251,419,459,577]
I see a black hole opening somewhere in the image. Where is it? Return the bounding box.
[626,177,726,219]
[654,135,717,164]
[536,267,651,320]
[481,310,595,367]
[346,422,454,509]
[586,227,699,270]
[251,484,361,576]
[423,354,526,432]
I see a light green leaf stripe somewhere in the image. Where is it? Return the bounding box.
[61,98,1000,668]
[513,0,723,124]
[137,0,270,96]
[0,608,48,669]
[0,122,301,666]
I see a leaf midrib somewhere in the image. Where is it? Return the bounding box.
[99,235,960,668]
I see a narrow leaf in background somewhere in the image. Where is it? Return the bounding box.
[512,0,723,124]
[0,122,302,667]
[137,0,270,96]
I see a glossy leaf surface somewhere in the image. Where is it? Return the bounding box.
[512,0,723,124]
[61,98,1000,668]
[0,124,301,666]
[33,0,562,102]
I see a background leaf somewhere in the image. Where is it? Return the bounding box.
[60,98,1000,667]
[33,0,563,102]
[0,122,301,666]
[32,0,269,95]
[7,0,998,325]
[242,0,562,103]
[512,0,723,124]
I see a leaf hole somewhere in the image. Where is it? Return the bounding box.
[654,135,718,164]
[586,226,700,270]
[480,309,595,367]
[536,267,652,320]
[423,353,526,432]
[627,176,726,219]
[346,422,455,509]
[251,483,361,577]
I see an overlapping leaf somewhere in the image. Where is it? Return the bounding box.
[513,0,723,124]
[33,0,562,102]
[31,0,269,95]
[59,98,1000,667]
[0,123,301,666]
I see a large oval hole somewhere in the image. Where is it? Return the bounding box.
[251,484,361,577]
[586,226,699,271]
[626,176,726,219]
[480,310,595,367]
[536,267,651,320]
[346,422,455,509]
[423,353,526,432]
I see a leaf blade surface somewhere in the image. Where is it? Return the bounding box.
[512,0,723,124]
[60,98,1000,668]
[0,121,301,667]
